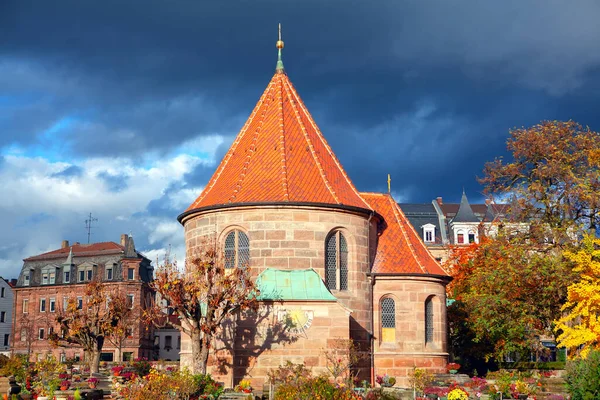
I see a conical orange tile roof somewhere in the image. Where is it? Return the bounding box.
[184,70,371,213]
[361,192,449,276]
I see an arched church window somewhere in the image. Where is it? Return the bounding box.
[325,231,348,290]
[425,297,434,344]
[381,297,396,342]
[224,230,250,269]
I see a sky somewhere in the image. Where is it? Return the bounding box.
[2,0,600,278]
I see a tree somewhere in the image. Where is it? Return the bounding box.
[480,120,600,243]
[146,243,259,374]
[447,234,575,361]
[106,293,136,363]
[555,234,600,358]
[49,280,131,374]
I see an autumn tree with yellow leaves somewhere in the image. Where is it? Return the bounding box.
[555,235,600,358]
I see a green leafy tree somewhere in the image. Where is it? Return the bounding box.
[447,234,575,361]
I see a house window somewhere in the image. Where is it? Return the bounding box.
[325,231,348,291]
[0,312,5,322]
[425,297,434,344]
[106,267,113,281]
[63,270,70,283]
[78,265,94,282]
[40,298,46,312]
[20,329,26,342]
[381,298,396,343]
[38,328,45,340]
[457,233,465,244]
[468,232,476,244]
[63,297,69,311]
[126,327,133,338]
[23,299,29,313]
[127,295,134,309]
[77,297,83,310]
[422,224,436,243]
[165,335,172,349]
[50,298,56,312]
[3,334,9,347]
[1,287,5,297]
[42,272,48,285]
[23,271,31,286]
[224,230,250,269]
[49,270,56,284]
[127,268,135,280]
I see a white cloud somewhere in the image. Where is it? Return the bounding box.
[0,141,219,278]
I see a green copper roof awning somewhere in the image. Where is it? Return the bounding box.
[256,268,337,301]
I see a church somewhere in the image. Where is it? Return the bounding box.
[177,31,451,389]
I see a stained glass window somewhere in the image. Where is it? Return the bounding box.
[224,230,250,269]
[425,297,434,343]
[381,298,395,328]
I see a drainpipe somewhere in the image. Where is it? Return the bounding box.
[366,211,375,386]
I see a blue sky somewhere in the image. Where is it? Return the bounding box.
[2,0,600,278]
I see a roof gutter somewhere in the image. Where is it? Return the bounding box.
[178,201,377,224]
[366,272,453,283]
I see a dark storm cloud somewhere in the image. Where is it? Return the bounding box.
[96,171,129,192]
[51,165,84,180]
[3,0,600,202]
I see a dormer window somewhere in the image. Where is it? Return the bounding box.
[23,272,30,286]
[421,224,436,244]
[77,264,95,283]
[42,266,58,285]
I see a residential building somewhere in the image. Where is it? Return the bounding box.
[177,35,451,389]
[402,192,509,263]
[0,278,14,356]
[12,234,155,362]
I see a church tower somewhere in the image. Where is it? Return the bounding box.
[178,27,450,389]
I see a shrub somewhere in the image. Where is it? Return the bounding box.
[565,350,600,400]
[130,357,151,376]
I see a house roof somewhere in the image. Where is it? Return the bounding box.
[451,191,479,223]
[183,67,371,215]
[24,242,126,261]
[361,193,449,276]
[256,268,337,301]
[399,203,443,245]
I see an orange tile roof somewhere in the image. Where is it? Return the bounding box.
[24,242,125,261]
[361,193,449,276]
[185,71,371,212]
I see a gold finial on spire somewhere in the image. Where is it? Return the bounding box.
[387,174,391,194]
[276,23,285,72]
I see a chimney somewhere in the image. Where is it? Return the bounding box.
[61,240,69,249]
[121,234,128,247]
[436,197,443,206]
[9,279,17,287]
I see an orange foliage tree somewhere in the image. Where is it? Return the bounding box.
[50,281,132,374]
[480,120,600,244]
[146,244,259,374]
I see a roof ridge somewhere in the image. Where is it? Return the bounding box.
[392,197,450,275]
[282,77,341,204]
[193,78,275,208]
[285,79,371,210]
[387,195,427,273]
[228,86,274,203]
[277,75,289,201]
